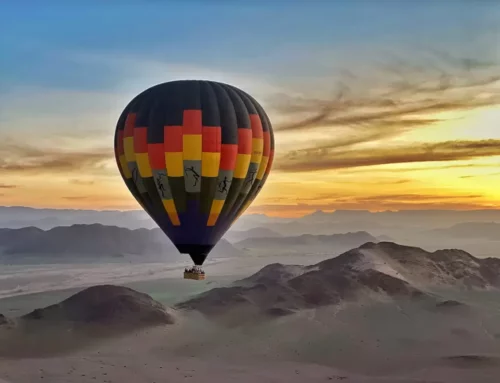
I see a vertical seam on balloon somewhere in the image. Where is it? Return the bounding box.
[126,95,165,229]
[147,100,180,227]
[182,109,202,198]
[235,113,264,220]
[115,108,144,210]
[161,89,183,225]
[226,88,260,222]
[124,112,149,212]
[204,81,225,227]
[124,112,141,191]
[114,128,128,179]
[135,124,165,222]
[230,90,272,222]
[128,117,148,208]
[235,107,269,220]
[219,85,250,218]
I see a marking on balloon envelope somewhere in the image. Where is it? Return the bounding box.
[164,124,187,216]
[184,162,202,192]
[207,169,234,226]
[241,163,258,194]
[216,171,232,197]
[130,163,146,193]
[148,142,180,226]
[153,170,173,199]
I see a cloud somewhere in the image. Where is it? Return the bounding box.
[62,196,88,200]
[339,193,483,203]
[277,139,500,172]
[335,162,499,174]
[297,192,483,203]
[390,179,412,184]
[0,141,114,175]
[70,179,95,186]
[272,52,500,172]
[460,172,500,179]
[249,198,498,215]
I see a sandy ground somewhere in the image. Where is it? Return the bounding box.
[0,252,335,300]
[0,252,336,318]
[1,323,500,383]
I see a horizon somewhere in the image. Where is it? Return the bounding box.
[1,2,500,217]
[2,204,500,219]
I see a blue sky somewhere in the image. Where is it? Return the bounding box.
[2,1,498,94]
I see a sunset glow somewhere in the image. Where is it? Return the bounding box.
[1,2,499,217]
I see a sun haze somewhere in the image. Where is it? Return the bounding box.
[1,2,499,216]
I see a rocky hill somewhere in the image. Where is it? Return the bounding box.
[178,242,500,319]
[0,285,176,358]
[22,285,175,327]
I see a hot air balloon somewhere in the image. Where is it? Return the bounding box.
[114,80,275,280]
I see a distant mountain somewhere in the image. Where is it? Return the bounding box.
[0,206,289,231]
[178,242,500,319]
[234,231,378,253]
[299,209,500,226]
[426,222,500,241]
[0,226,43,246]
[3,206,500,233]
[238,210,500,236]
[253,220,393,237]
[224,227,283,243]
[0,224,241,262]
[0,206,155,230]
[377,235,394,242]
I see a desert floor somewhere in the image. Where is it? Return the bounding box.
[1,253,500,382]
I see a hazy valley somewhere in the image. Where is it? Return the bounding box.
[0,209,500,382]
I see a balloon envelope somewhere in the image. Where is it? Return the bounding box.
[114,80,275,265]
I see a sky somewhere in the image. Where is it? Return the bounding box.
[1,1,500,217]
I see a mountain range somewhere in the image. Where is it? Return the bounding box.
[425,222,500,240]
[0,224,383,263]
[2,206,500,233]
[0,224,239,261]
[235,231,378,253]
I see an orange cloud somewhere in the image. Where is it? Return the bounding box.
[0,141,113,175]
[0,183,17,189]
[272,53,500,173]
[277,139,500,172]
